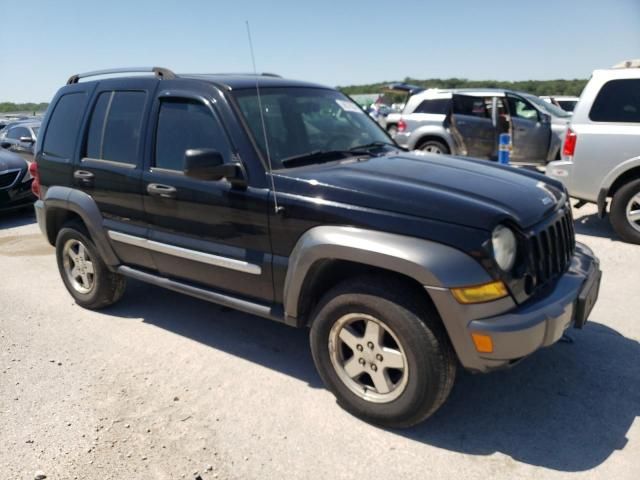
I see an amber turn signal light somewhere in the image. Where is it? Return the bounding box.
[451,280,508,304]
[471,333,494,353]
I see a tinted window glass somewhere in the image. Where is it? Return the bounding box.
[234,88,390,168]
[155,99,231,171]
[453,96,488,118]
[42,92,87,159]
[590,79,640,123]
[102,92,146,164]
[414,99,450,114]
[85,92,111,159]
[7,126,29,139]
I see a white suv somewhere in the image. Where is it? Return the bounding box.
[547,63,640,243]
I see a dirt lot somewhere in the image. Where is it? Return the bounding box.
[1,204,639,480]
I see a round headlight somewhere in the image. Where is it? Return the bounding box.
[492,225,517,271]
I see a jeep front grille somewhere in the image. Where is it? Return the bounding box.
[527,208,575,287]
[0,169,20,189]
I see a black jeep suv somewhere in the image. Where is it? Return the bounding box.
[32,67,601,427]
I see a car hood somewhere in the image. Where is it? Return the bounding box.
[0,149,27,171]
[275,152,566,230]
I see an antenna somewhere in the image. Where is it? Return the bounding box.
[245,21,282,214]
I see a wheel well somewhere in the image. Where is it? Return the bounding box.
[45,208,85,246]
[608,167,640,198]
[416,135,450,153]
[296,259,434,326]
[386,123,397,131]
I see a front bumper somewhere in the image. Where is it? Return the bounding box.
[429,242,601,372]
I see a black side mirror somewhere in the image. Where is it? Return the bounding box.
[184,148,246,187]
[19,136,35,144]
[539,112,551,124]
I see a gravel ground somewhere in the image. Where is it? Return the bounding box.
[1,204,639,480]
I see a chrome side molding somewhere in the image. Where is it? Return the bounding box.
[107,230,262,275]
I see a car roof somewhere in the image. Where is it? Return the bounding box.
[67,72,332,92]
[412,87,535,100]
[178,74,331,91]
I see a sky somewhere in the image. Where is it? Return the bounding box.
[0,0,638,103]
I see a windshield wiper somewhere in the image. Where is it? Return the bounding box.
[348,141,396,152]
[280,149,372,168]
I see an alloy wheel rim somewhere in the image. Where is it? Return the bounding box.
[422,144,442,154]
[626,193,640,233]
[62,239,95,294]
[328,313,409,403]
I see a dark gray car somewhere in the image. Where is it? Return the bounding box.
[393,88,570,164]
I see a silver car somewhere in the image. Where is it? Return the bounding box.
[393,88,570,164]
[547,64,640,243]
[0,120,40,162]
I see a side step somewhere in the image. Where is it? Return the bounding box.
[117,266,286,324]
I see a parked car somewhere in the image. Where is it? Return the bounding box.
[32,67,601,427]
[0,148,35,212]
[391,87,570,164]
[540,96,580,113]
[0,120,40,161]
[547,64,640,243]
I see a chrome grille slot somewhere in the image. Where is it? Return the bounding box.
[528,209,575,288]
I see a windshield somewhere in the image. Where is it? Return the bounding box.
[524,94,571,118]
[233,87,393,169]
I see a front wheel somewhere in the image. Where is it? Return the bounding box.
[309,277,456,428]
[610,179,640,244]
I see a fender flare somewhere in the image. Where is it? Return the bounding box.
[282,226,492,323]
[41,186,120,267]
[597,155,640,217]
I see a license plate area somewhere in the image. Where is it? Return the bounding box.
[574,268,601,329]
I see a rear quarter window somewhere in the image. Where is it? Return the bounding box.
[589,79,640,123]
[42,92,88,160]
[414,99,450,114]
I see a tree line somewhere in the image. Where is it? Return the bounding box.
[339,77,588,100]
[0,102,49,114]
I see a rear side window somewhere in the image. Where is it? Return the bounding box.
[414,99,450,114]
[589,79,640,123]
[154,99,231,171]
[85,91,147,165]
[453,96,488,118]
[42,92,87,160]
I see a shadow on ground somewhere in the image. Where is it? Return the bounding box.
[107,280,639,472]
[573,212,619,241]
[0,208,35,230]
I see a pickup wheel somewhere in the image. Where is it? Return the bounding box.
[309,276,456,428]
[610,179,640,244]
[55,223,126,309]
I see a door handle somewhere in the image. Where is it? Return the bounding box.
[147,183,177,199]
[73,169,95,186]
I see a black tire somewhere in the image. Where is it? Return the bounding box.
[309,276,456,428]
[55,222,126,309]
[610,179,640,244]
[417,139,450,155]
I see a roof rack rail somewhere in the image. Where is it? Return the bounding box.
[66,67,176,85]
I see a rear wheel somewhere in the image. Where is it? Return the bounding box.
[56,223,126,309]
[309,276,456,428]
[610,179,640,244]
[417,139,449,155]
